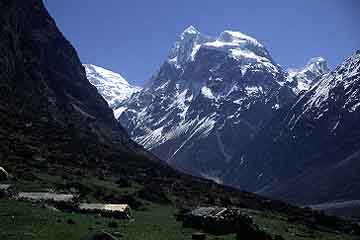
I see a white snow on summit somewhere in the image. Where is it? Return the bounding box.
[168,25,211,68]
[183,25,199,34]
[84,64,142,111]
[286,57,329,94]
[168,26,278,76]
[205,30,264,51]
[168,26,329,97]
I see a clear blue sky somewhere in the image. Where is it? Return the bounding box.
[44,0,360,86]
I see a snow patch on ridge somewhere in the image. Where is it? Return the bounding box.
[201,86,215,99]
[84,64,142,111]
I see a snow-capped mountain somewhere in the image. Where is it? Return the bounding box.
[285,57,330,94]
[84,64,142,118]
[84,26,359,205]
[118,26,296,182]
[167,26,282,78]
[224,51,360,204]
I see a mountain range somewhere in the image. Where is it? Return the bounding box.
[224,51,360,205]
[1,0,359,238]
[0,0,307,216]
[86,26,360,207]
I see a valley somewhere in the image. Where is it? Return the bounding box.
[0,0,359,239]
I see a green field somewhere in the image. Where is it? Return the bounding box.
[1,172,358,240]
[0,199,357,240]
[0,200,233,240]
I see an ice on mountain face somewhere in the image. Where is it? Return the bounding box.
[219,31,262,46]
[114,107,128,119]
[85,64,129,86]
[190,44,202,61]
[244,86,265,98]
[203,30,272,65]
[204,40,267,63]
[203,31,263,51]
[286,57,330,94]
[350,102,360,113]
[84,64,142,111]
[272,103,280,110]
[213,30,264,52]
[201,86,215,99]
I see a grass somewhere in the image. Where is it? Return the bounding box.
[2,173,358,240]
[0,199,358,240]
[0,200,234,240]
[241,208,357,240]
[0,199,115,240]
[119,204,235,240]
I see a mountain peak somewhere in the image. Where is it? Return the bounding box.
[168,27,273,69]
[168,26,210,68]
[307,56,326,64]
[286,56,329,94]
[288,57,329,74]
[202,29,272,64]
[182,25,200,35]
[84,64,142,111]
[84,64,129,86]
[303,56,329,75]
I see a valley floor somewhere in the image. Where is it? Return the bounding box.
[0,199,357,240]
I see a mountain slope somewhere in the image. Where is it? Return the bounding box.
[118,26,296,182]
[84,64,142,118]
[225,51,360,205]
[0,0,151,166]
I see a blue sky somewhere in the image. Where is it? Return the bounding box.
[44,0,360,86]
